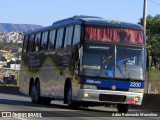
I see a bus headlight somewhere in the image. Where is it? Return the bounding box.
[84,93,90,97]
[80,84,97,89]
[134,96,140,101]
[129,88,144,93]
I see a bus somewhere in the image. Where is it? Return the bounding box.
[20,16,146,113]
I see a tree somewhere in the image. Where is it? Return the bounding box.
[139,15,160,68]
[0,41,22,53]
[0,42,5,49]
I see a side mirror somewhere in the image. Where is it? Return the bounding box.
[74,61,79,75]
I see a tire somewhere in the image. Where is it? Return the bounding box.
[117,104,129,113]
[31,84,36,103]
[67,87,79,109]
[31,82,41,104]
[34,82,41,104]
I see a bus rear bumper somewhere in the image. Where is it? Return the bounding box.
[77,89,143,105]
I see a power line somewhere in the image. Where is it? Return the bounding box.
[148,0,160,6]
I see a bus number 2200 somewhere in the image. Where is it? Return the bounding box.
[130,82,141,88]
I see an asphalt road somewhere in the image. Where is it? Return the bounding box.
[0,93,159,120]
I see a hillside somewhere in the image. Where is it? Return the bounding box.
[0,23,43,32]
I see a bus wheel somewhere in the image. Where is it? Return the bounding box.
[117,104,129,113]
[33,82,41,104]
[67,88,78,109]
[31,84,36,103]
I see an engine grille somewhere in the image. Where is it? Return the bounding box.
[99,94,126,102]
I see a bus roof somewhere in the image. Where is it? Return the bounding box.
[24,15,143,35]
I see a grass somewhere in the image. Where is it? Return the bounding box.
[146,67,160,86]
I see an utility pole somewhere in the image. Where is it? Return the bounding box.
[143,0,150,93]
[143,0,147,36]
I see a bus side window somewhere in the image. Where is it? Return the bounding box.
[28,34,35,52]
[72,25,81,46]
[64,26,73,48]
[22,35,28,53]
[41,31,48,51]
[49,30,56,50]
[56,28,64,49]
[34,33,41,52]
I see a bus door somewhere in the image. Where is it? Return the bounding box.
[69,46,80,75]
[69,46,80,96]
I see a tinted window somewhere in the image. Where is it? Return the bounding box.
[73,25,81,45]
[49,30,56,50]
[41,31,48,50]
[23,35,28,53]
[56,28,64,49]
[28,34,35,52]
[34,33,41,51]
[64,26,73,48]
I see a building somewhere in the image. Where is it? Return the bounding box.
[0,32,23,43]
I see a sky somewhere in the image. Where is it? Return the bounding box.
[0,0,159,26]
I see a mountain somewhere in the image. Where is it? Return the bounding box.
[0,23,43,32]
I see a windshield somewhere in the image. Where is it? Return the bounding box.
[80,44,115,77]
[116,46,145,80]
[80,43,145,80]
